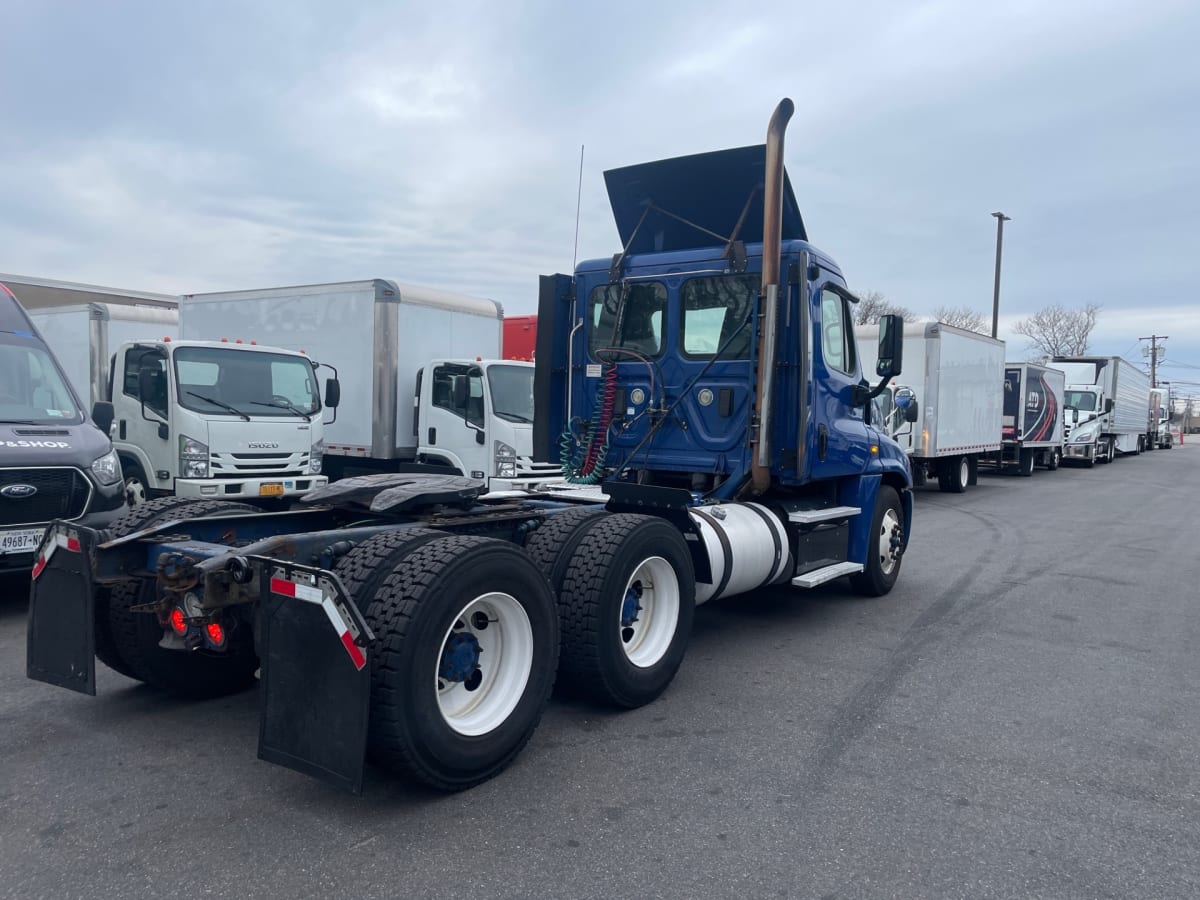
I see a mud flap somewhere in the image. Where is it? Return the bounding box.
[255,560,374,794]
[26,524,98,695]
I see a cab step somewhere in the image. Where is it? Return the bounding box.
[791,561,863,588]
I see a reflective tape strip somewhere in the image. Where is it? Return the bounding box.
[31,532,80,581]
[270,576,366,670]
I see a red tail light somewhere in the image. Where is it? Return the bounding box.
[205,622,226,648]
[168,607,187,635]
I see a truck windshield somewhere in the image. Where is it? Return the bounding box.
[173,346,321,417]
[487,365,535,424]
[1064,390,1096,411]
[0,335,83,424]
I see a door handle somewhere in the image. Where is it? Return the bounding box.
[428,427,436,445]
[818,424,828,461]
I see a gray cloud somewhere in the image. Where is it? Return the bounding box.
[1,0,1197,377]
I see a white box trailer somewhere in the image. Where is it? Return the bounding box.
[29,302,179,403]
[1053,355,1152,464]
[859,322,1005,492]
[180,280,560,490]
[994,362,1067,475]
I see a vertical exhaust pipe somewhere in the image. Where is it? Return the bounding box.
[750,98,794,495]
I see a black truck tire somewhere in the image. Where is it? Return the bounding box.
[938,456,969,493]
[1046,448,1061,471]
[522,506,607,594]
[1018,448,1035,477]
[331,527,445,610]
[363,535,559,791]
[100,498,259,696]
[850,486,904,597]
[556,514,696,709]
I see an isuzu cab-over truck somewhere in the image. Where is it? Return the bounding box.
[27,100,911,797]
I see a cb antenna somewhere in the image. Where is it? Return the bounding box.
[571,144,585,279]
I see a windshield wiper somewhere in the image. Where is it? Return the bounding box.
[186,391,251,421]
[250,399,312,422]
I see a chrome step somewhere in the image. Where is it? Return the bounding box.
[791,561,864,588]
[786,505,861,524]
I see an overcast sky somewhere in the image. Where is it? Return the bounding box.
[2,1,1198,393]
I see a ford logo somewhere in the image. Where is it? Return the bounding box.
[0,483,38,499]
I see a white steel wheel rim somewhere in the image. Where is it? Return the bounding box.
[125,477,146,507]
[435,592,533,737]
[959,458,969,486]
[878,508,901,576]
[618,556,680,669]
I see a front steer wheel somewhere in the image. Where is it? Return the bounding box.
[556,514,696,709]
[850,486,904,597]
[363,535,559,791]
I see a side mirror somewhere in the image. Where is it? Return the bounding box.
[1104,398,1114,414]
[453,377,470,409]
[905,401,919,424]
[875,314,904,378]
[91,400,115,435]
[324,378,341,408]
[1071,408,1080,423]
[476,429,485,445]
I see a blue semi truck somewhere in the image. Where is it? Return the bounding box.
[26,100,912,794]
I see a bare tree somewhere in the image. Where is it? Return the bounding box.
[1012,303,1101,358]
[932,305,988,334]
[854,290,916,326]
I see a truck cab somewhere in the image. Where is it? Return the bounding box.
[109,339,338,503]
[1062,386,1106,463]
[0,282,125,570]
[415,358,561,492]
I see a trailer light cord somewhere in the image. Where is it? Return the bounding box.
[561,363,618,484]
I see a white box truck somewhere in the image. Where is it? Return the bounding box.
[1053,355,1152,465]
[31,303,336,505]
[994,362,1066,475]
[859,322,1005,492]
[179,280,562,492]
[1146,387,1173,450]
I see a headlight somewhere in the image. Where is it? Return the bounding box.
[310,439,324,474]
[90,449,122,485]
[179,434,209,479]
[1072,431,1093,443]
[494,440,517,479]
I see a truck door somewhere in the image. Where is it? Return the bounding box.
[422,363,489,480]
[117,345,173,488]
[807,284,872,479]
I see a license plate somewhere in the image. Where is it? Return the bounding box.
[259,483,286,497]
[0,528,44,555]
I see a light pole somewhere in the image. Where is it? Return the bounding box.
[991,211,1010,340]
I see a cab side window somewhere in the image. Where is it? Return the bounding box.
[431,365,485,428]
[819,288,857,376]
[124,347,169,417]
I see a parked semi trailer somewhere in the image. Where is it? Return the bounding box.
[27,100,912,795]
[180,282,560,492]
[859,322,1005,492]
[994,362,1066,475]
[503,314,538,361]
[0,284,125,572]
[1055,355,1152,465]
[1146,387,1173,450]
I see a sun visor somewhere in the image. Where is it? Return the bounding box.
[603,144,806,255]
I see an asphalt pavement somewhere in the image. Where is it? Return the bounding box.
[2,445,1198,899]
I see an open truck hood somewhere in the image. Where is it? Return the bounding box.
[604,144,807,254]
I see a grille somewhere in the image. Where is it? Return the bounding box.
[209,451,309,479]
[0,468,92,527]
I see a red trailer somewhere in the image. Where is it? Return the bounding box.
[503,314,537,360]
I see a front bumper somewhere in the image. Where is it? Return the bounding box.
[1063,443,1094,460]
[175,475,329,500]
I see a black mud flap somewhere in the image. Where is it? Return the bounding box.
[26,523,98,695]
[255,559,374,795]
